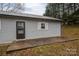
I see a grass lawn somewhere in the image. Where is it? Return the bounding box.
[63,25,79,38]
[0,44,9,56]
[7,25,79,56]
[7,39,79,56]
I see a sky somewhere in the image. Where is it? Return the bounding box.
[24,3,47,15]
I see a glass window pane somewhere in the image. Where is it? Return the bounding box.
[18,30,24,34]
[17,22,24,29]
[41,23,45,29]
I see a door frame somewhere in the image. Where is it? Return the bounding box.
[16,21,25,39]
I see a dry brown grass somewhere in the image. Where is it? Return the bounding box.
[63,25,79,38]
[0,44,9,56]
[7,39,79,56]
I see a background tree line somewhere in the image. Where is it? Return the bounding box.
[44,3,79,25]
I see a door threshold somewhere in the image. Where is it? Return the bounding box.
[15,39,27,42]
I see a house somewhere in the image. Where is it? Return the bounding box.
[0,11,61,44]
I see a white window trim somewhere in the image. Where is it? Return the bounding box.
[37,22,48,30]
[45,22,48,30]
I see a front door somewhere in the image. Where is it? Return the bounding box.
[16,21,25,39]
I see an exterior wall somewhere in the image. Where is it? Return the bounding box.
[0,17,17,43]
[0,17,61,43]
[26,20,61,39]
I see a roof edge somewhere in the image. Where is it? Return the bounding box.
[0,11,61,21]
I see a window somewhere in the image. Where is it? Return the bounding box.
[41,23,45,29]
[17,21,24,29]
[18,30,24,34]
[18,22,24,27]
[38,22,48,30]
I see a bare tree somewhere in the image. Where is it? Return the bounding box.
[0,3,25,13]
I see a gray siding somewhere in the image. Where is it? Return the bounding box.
[26,20,61,39]
[0,17,61,43]
[0,18,16,43]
